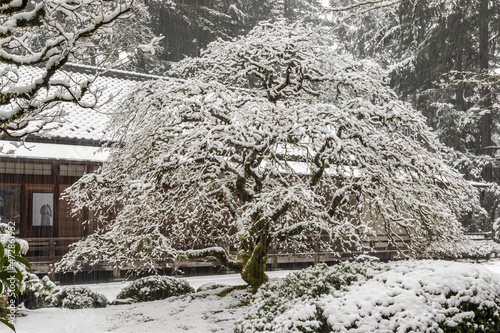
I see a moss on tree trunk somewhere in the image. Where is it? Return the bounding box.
[241,241,269,293]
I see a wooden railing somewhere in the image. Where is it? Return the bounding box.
[23,234,413,264]
[24,237,84,263]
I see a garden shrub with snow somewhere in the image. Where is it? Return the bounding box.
[235,260,500,332]
[48,286,108,309]
[424,237,500,260]
[116,275,194,302]
[19,274,56,309]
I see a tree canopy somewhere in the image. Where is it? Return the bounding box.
[57,20,475,291]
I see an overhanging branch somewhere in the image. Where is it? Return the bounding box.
[185,247,243,272]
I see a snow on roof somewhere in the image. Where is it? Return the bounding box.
[9,64,163,142]
[0,140,109,162]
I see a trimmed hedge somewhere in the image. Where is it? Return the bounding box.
[49,286,108,309]
[117,275,194,302]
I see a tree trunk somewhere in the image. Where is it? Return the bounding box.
[284,0,292,19]
[455,7,464,112]
[240,233,270,292]
[478,0,492,182]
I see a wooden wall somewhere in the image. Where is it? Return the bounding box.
[0,158,99,244]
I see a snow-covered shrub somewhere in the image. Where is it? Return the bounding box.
[425,238,500,259]
[23,274,56,295]
[461,240,500,258]
[494,218,500,242]
[0,223,32,330]
[48,286,108,309]
[116,275,194,302]
[235,260,500,333]
[19,274,56,309]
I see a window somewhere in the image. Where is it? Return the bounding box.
[32,192,54,227]
[60,164,86,177]
[0,161,52,175]
[0,186,21,234]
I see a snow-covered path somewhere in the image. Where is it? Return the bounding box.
[13,260,500,333]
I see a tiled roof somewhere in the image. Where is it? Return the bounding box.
[12,64,163,143]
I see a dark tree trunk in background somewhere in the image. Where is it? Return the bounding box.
[284,0,293,18]
[455,7,465,112]
[478,0,492,183]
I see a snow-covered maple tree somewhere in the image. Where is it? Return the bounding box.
[0,0,161,138]
[58,19,476,291]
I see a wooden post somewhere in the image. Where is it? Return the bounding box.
[49,239,56,258]
[314,244,321,265]
[48,264,56,281]
[113,266,121,279]
[52,163,60,240]
[268,245,278,270]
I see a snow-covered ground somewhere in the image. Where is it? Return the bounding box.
[13,260,500,333]
[14,270,292,333]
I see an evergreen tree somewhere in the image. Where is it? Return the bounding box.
[282,0,324,19]
[145,0,281,62]
[329,0,500,234]
[143,0,326,63]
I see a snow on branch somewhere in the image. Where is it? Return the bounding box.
[185,247,243,272]
[0,0,160,138]
[59,19,477,289]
